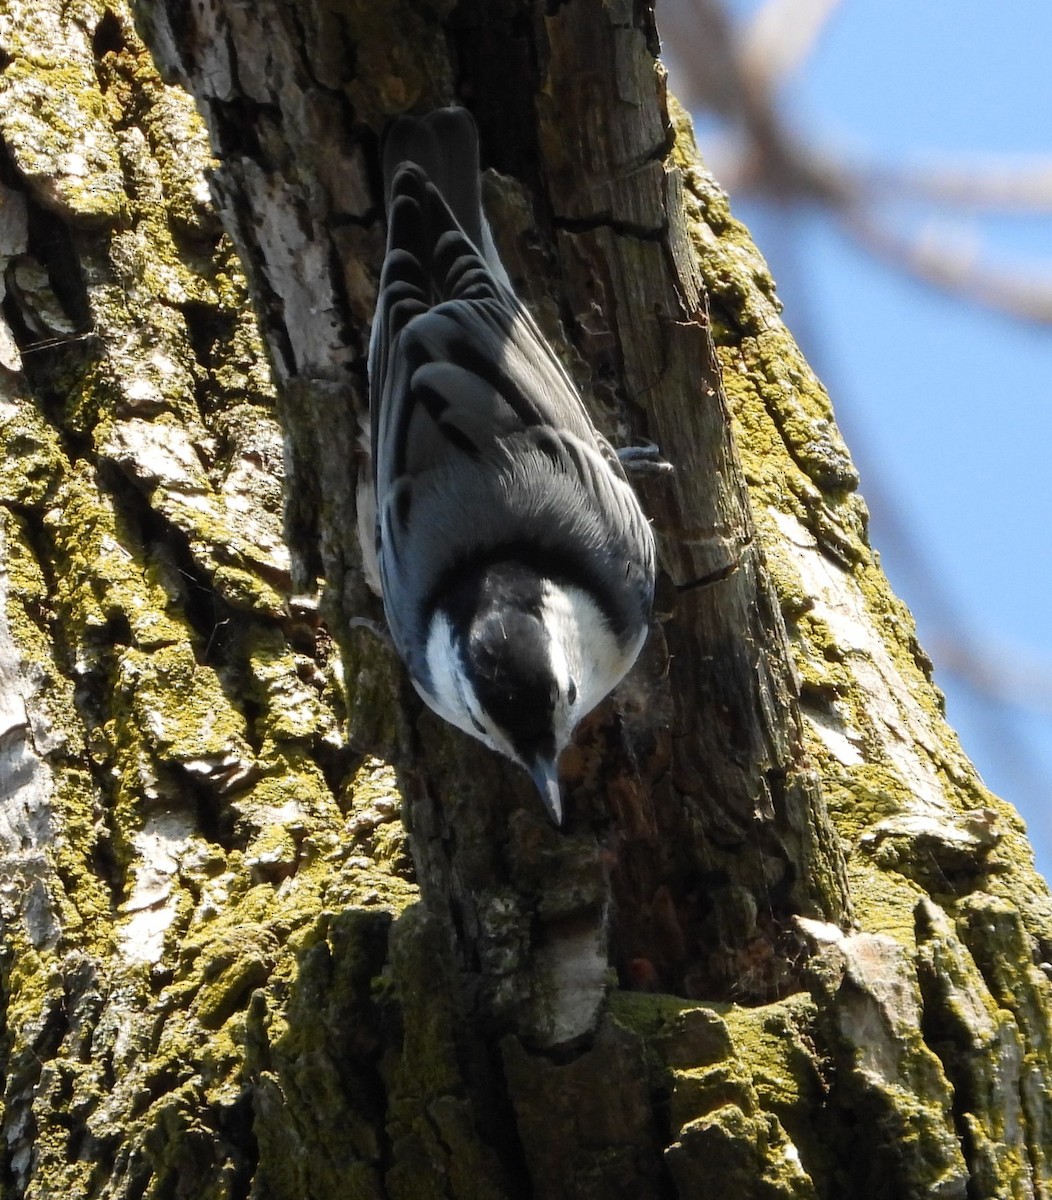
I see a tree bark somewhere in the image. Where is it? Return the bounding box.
[0,0,1049,1197]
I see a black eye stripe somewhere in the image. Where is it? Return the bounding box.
[567,680,577,705]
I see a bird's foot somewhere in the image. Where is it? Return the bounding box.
[617,442,674,474]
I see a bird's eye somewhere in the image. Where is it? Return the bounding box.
[567,680,577,705]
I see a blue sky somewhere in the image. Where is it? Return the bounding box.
[673,1,1052,879]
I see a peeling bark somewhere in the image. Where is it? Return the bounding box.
[0,0,1049,1198]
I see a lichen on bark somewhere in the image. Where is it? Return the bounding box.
[0,2,416,1196]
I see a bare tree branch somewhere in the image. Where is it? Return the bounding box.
[663,0,1052,321]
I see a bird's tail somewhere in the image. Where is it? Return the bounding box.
[380,107,508,287]
[382,109,484,252]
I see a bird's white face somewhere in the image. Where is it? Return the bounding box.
[539,580,633,738]
[418,609,509,756]
[418,579,645,822]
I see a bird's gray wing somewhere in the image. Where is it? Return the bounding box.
[370,157,610,464]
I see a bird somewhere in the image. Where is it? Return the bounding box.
[365,106,656,825]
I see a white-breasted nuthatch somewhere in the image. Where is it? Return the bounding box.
[366,107,656,824]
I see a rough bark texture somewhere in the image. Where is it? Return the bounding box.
[0,0,1050,1197]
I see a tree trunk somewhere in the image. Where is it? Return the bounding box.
[0,1,1049,1197]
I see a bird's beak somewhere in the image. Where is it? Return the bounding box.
[530,759,563,826]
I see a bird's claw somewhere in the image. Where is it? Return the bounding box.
[617,443,674,474]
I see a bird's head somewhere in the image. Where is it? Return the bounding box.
[419,561,633,824]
